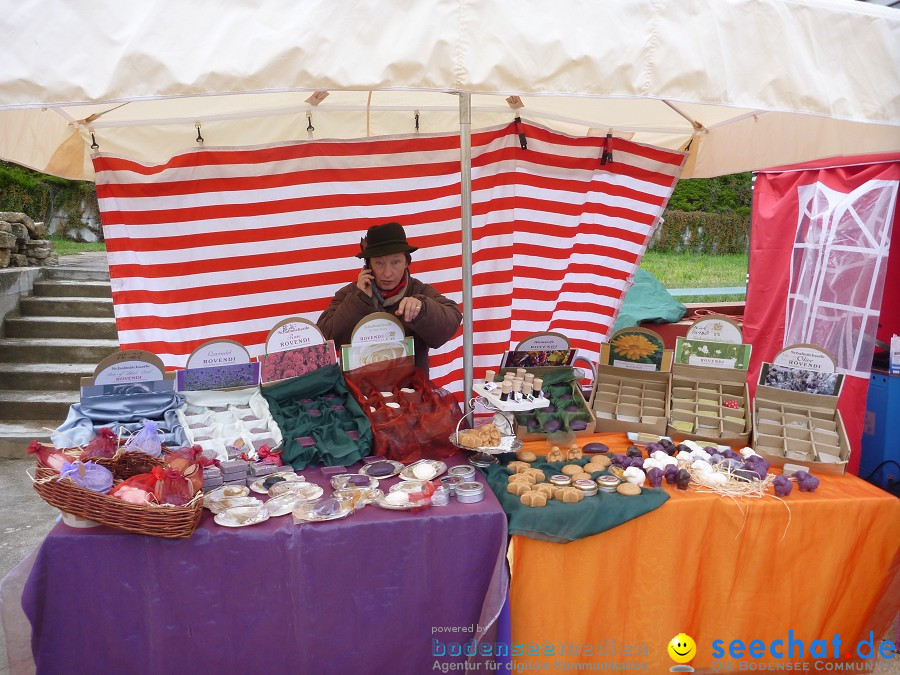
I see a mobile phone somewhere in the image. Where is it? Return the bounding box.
[363,260,371,270]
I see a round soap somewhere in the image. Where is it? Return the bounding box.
[583,442,609,454]
[569,420,589,431]
[384,491,409,505]
[367,462,395,477]
[413,464,437,480]
[263,475,286,489]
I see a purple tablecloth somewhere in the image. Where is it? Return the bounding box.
[22,454,508,674]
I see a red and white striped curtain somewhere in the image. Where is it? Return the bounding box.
[94,121,684,393]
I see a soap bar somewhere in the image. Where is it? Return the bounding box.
[672,420,694,433]
[367,462,395,477]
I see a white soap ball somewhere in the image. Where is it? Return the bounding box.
[682,440,703,452]
[623,467,646,486]
[690,448,711,461]
[740,447,759,458]
[691,459,713,474]
[413,463,437,480]
[651,450,669,462]
[643,458,662,471]
[384,491,409,505]
[676,450,693,463]
[705,473,728,486]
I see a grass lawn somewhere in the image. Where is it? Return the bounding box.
[50,237,107,256]
[640,251,748,303]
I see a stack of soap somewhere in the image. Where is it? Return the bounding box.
[202,466,223,491]
[220,459,249,486]
[248,462,281,478]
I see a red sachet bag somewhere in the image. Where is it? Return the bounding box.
[109,472,158,504]
[150,466,195,506]
[81,428,118,460]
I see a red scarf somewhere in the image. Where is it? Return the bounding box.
[378,276,407,299]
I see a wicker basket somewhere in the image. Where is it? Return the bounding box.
[32,451,203,539]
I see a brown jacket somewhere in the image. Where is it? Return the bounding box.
[317,273,462,375]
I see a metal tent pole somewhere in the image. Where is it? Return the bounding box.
[459,93,474,403]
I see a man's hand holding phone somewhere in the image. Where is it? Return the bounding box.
[357,265,374,297]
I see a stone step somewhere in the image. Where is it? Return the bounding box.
[4,315,118,340]
[19,296,115,318]
[42,267,110,282]
[0,390,78,422]
[32,279,112,298]
[0,421,59,458]
[0,337,119,363]
[0,362,96,390]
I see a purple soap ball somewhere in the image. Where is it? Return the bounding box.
[542,404,557,414]
[664,465,679,484]
[625,445,643,459]
[644,442,664,455]
[721,449,740,460]
[569,420,588,431]
[583,442,609,454]
[543,419,562,433]
[610,453,627,467]
[659,438,675,450]
[794,471,820,493]
[702,446,719,455]
[564,404,581,413]
[674,444,691,455]
[675,468,691,490]
[647,467,664,488]
[525,416,540,432]
[627,456,645,469]
[772,475,792,497]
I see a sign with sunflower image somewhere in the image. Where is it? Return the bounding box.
[602,327,670,371]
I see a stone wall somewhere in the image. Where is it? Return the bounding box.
[0,212,58,268]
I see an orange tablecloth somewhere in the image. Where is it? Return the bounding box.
[509,433,900,673]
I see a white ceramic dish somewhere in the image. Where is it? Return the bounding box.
[399,460,447,482]
[214,505,269,527]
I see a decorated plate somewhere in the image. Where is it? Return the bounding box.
[448,434,522,455]
[292,499,353,522]
[263,493,305,517]
[399,459,447,482]
[389,480,429,494]
[330,473,379,490]
[214,504,270,527]
[268,481,323,501]
[358,459,404,480]
[205,496,263,514]
[374,491,428,510]
[249,472,306,494]
[204,485,249,504]
[333,487,384,509]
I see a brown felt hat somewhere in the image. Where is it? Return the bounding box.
[356,222,419,259]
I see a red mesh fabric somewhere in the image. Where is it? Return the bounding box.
[344,356,462,462]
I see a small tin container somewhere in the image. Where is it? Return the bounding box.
[448,465,476,482]
[455,482,484,503]
[573,479,598,496]
[430,486,450,506]
[597,475,621,493]
[440,475,463,496]
[549,474,571,487]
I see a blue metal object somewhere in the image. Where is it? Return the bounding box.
[860,369,900,490]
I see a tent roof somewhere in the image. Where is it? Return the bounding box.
[1,0,898,180]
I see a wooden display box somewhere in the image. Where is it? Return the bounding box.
[497,366,596,440]
[665,363,751,446]
[752,385,850,475]
[589,365,671,435]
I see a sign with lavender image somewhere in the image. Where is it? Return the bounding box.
[176,362,260,391]
[758,363,844,396]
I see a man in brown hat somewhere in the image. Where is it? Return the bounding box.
[317,222,462,375]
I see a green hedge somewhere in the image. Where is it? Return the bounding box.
[0,161,100,241]
[651,210,750,254]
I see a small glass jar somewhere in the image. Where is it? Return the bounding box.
[448,465,476,482]
[440,475,463,496]
[573,478,598,496]
[549,474,572,487]
[455,482,484,503]
[596,475,621,493]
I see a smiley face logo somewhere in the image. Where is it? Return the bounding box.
[668,633,697,665]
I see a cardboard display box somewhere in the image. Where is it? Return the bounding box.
[590,365,671,435]
[588,327,673,436]
[665,363,751,446]
[752,344,849,475]
[753,385,850,475]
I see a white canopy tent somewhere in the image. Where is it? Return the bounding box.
[1,0,898,396]
[1,0,898,181]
